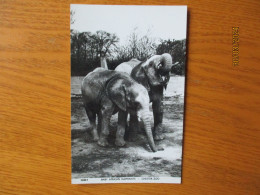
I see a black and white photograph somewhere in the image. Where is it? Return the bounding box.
[71,4,187,184]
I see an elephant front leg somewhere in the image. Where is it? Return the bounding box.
[127,114,140,142]
[152,99,165,140]
[115,111,127,146]
[98,104,114,147]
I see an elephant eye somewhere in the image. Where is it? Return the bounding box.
[157,63,162,69]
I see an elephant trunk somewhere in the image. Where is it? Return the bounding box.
[140,111,157,152]
[160,53,173,72]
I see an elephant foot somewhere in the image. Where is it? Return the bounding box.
[97,138,109,147]
[115,138,126,147]
[92,130,99,141]
[93,135,99,142]
[153,124,165,140]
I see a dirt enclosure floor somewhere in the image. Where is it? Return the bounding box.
[71,76,184,179]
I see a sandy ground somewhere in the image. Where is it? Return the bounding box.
[71,76,185,178]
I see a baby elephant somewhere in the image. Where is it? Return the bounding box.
[81,68,157,152]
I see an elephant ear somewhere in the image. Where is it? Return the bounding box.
[106,77,127,112]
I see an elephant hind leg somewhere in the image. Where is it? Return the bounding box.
[98,101,114,147]
[97,111,102,133]
[85,107,99,141]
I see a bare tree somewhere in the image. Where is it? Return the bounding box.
[91,30,119,57]
[138,30,157,60]
[71,30,120,74]
[128,28,139,58]
[115,28,157,62]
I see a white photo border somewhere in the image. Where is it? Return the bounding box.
[72,177,181,184]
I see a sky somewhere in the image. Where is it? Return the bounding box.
[71,5,187,45]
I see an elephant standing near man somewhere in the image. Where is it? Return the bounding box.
[115,53,174,140]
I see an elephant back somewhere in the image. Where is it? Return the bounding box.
[115,59,141,75]
[81,69,121,102]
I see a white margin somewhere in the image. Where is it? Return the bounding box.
[72,177,181,184]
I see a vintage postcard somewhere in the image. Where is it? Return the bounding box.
[71,4,187,184]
